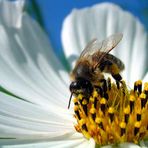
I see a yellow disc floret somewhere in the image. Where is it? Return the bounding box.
[73,79,148,146]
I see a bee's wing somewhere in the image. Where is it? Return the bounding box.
[80,38,98,58]
[79,33,123,69]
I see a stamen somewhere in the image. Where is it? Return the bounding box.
[137,113,141,121]
[72,79,148,146]
[95,86,103,97]
[95,117,104,130]
[134,81,138,92]
[92,91,98,108]
[144,83,148,101]
[74,106,81,120]
[137,80,142,94]
[108,107,115,123]
[90,108,96,121]
[82,123,88,131]
[134,121,141,136]
[144,82,148,95]
[129,95,135,113]
[120,122,126,136]
[124,106,130,123]
[134,80,142,94]
[100,98,107,114]
[82,98,88,116]
[140,93,147,108]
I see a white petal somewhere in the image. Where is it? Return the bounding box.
[0,1,86,147]
[0,0,24,28]
[129,24,148,84]
[0,133,85,148]
[119,143,141,148]
[61,3,147,85]
[75,138,95,148]
[0,6,70,109]
[0,92,74,138]
[143,72,148,83]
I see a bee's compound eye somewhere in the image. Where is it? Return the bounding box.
[80,79,91,89]
[69,81,79,92]
[82,79,93,94]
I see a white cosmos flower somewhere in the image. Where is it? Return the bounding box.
[0,0,147,148]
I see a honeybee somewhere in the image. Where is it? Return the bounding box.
[68,33,125,108]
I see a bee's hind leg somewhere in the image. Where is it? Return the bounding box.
[112,73,122,82]
[112,73,122,89]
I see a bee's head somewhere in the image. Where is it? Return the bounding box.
[70,78,93,94]
[68,78,93,109]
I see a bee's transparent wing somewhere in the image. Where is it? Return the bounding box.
[80,33,123,59]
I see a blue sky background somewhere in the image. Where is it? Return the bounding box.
[26,0,148,66]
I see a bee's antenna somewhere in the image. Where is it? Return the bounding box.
[68,93,73,109]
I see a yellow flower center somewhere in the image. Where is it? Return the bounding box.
[73,78,148,146]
